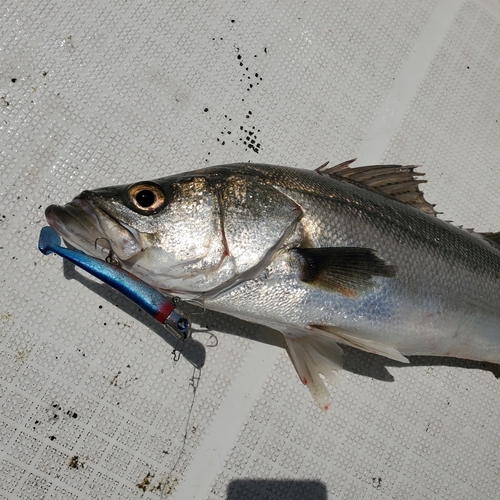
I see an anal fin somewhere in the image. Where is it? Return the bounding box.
[284,334,343,410]
[310,324,409,364]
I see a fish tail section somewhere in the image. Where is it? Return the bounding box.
[284,334,343,410]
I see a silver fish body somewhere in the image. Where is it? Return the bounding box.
[45,162,500,407]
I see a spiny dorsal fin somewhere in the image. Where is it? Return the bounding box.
[316,160,438,217]
[316,161,500,250]
[479,232,500,250]
[293,247,396,297]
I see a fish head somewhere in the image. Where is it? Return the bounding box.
[45,166,303,296]
[45,173,228,293]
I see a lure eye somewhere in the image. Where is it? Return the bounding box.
[177,318,189,334]
[128,183,166,214]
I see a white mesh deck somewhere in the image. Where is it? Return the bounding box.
[1,1,500,498]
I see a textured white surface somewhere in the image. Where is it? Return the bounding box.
[1,1,500,499]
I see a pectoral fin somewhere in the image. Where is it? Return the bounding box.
[284,334,343,410]
[293,247,396,297]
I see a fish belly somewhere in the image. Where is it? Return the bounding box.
[205,255,500,365]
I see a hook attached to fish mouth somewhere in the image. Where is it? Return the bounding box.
[95,237,122,268]
[39,226,192,344]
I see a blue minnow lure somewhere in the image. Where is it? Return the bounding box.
[38,226,191,341]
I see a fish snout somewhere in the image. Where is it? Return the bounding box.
[44,199,105,256]
[45,204,67,233]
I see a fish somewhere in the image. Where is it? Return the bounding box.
[45,160,500,408]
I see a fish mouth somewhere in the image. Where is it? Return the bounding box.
[45,197,142,261]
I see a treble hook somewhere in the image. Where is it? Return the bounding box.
[105,249,121,267]
[186,297,206,314]
[94,237,121,267]
[172,338,185,362]
[94,236,111,250]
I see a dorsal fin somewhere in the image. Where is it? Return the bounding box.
[316,160,438,217]
[479,232,500,250]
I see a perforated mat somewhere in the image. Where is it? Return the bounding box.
[1,1,500,499]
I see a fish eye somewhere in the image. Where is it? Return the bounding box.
[136,189,155,207]
[128,183,166,214]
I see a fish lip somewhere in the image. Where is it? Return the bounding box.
[45,198,142,260]
[45,201,101,251]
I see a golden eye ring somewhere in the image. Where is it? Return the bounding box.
[128,183,166,214]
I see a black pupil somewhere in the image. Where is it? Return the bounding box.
[135,189,156,208]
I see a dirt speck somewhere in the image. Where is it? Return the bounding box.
[110,371,121,387]
[137,472,154,492]
[69,455,83,469]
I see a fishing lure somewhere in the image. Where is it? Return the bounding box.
[38,226,191,342]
